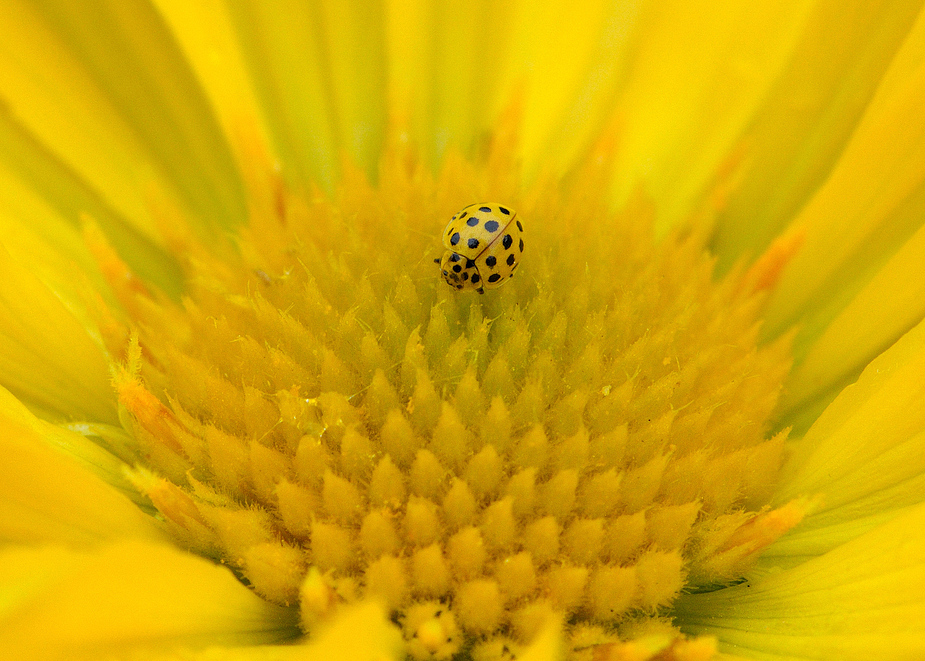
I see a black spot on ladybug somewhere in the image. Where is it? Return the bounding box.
[456,284,463,289]
[450,253,461,262]
[516,220,523,231]
[479,206,492,213]
[450,232,460,246]
[506,254,515,266]
[502,234,513,250]
[462,272,469,281]
[466,259,475,268]
[488,274,501,283]
[460,211,468,219]
[466,217,479,226]
[485,255,497,268]
[484,220,499,232]
[519,239,524,252]
[453,264,462,273]
[467,238,479,250]
[471,273,480,284]
[499,207,510,215]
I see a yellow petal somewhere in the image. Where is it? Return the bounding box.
[0,541,299,661]
[0,149,101,300]
[113,602,403,661]
[387,0,508,167]
[675,502,925,660]
[768,315,925,563]
[0,0,245,237]
[519,614,564,661]
[0,244,114,423]
[608,0,819,233]
[488,0,624,177]
[0,384,137,492]
[0,386,162,546]
[711,0,923,270]
[763,8,925,354]
[150,0,270,173]
[0,109,184,296]
[229,0,386,188]
[780,220,925,427]
[295,601,403,661]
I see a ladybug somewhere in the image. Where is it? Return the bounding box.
[434,203,523,294]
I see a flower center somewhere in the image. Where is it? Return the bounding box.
[97,130,801,660]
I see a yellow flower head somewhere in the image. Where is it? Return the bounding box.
[95,112,804,658]
[2,2,925,661]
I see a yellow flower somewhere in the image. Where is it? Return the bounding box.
[1,2,924,660]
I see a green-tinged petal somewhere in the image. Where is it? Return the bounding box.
[0,1,156,242]
[0,541,299,661]
[765,316,925,564]
[0,155,103,308]
[0,245,115,423]
[711,0,924,271]
[0,384,146,504]
[0,387,162,546]
[386,0,515,166]
[314,1,387,178]
[455,0,627,175]
[675,502,925,660]
[780,220,925,428]
[0,106,183,299]
[150,0,271,171]
[0,0,245,238]
[505,0,637,181]
[387,0,817,190]
[607,0,818,234]
[763,7,925,374]
[229,0,386,188]
[108,602,403,661]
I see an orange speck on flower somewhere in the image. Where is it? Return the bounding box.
[115,369,184,456]
[591,633,718,661]
[692,499,809,583]
[743,227,807,294]
[82,218,152,304]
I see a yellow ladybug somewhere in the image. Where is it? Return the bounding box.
[435,203,523,294]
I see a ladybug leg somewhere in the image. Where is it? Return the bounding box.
[477,287,485,295]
